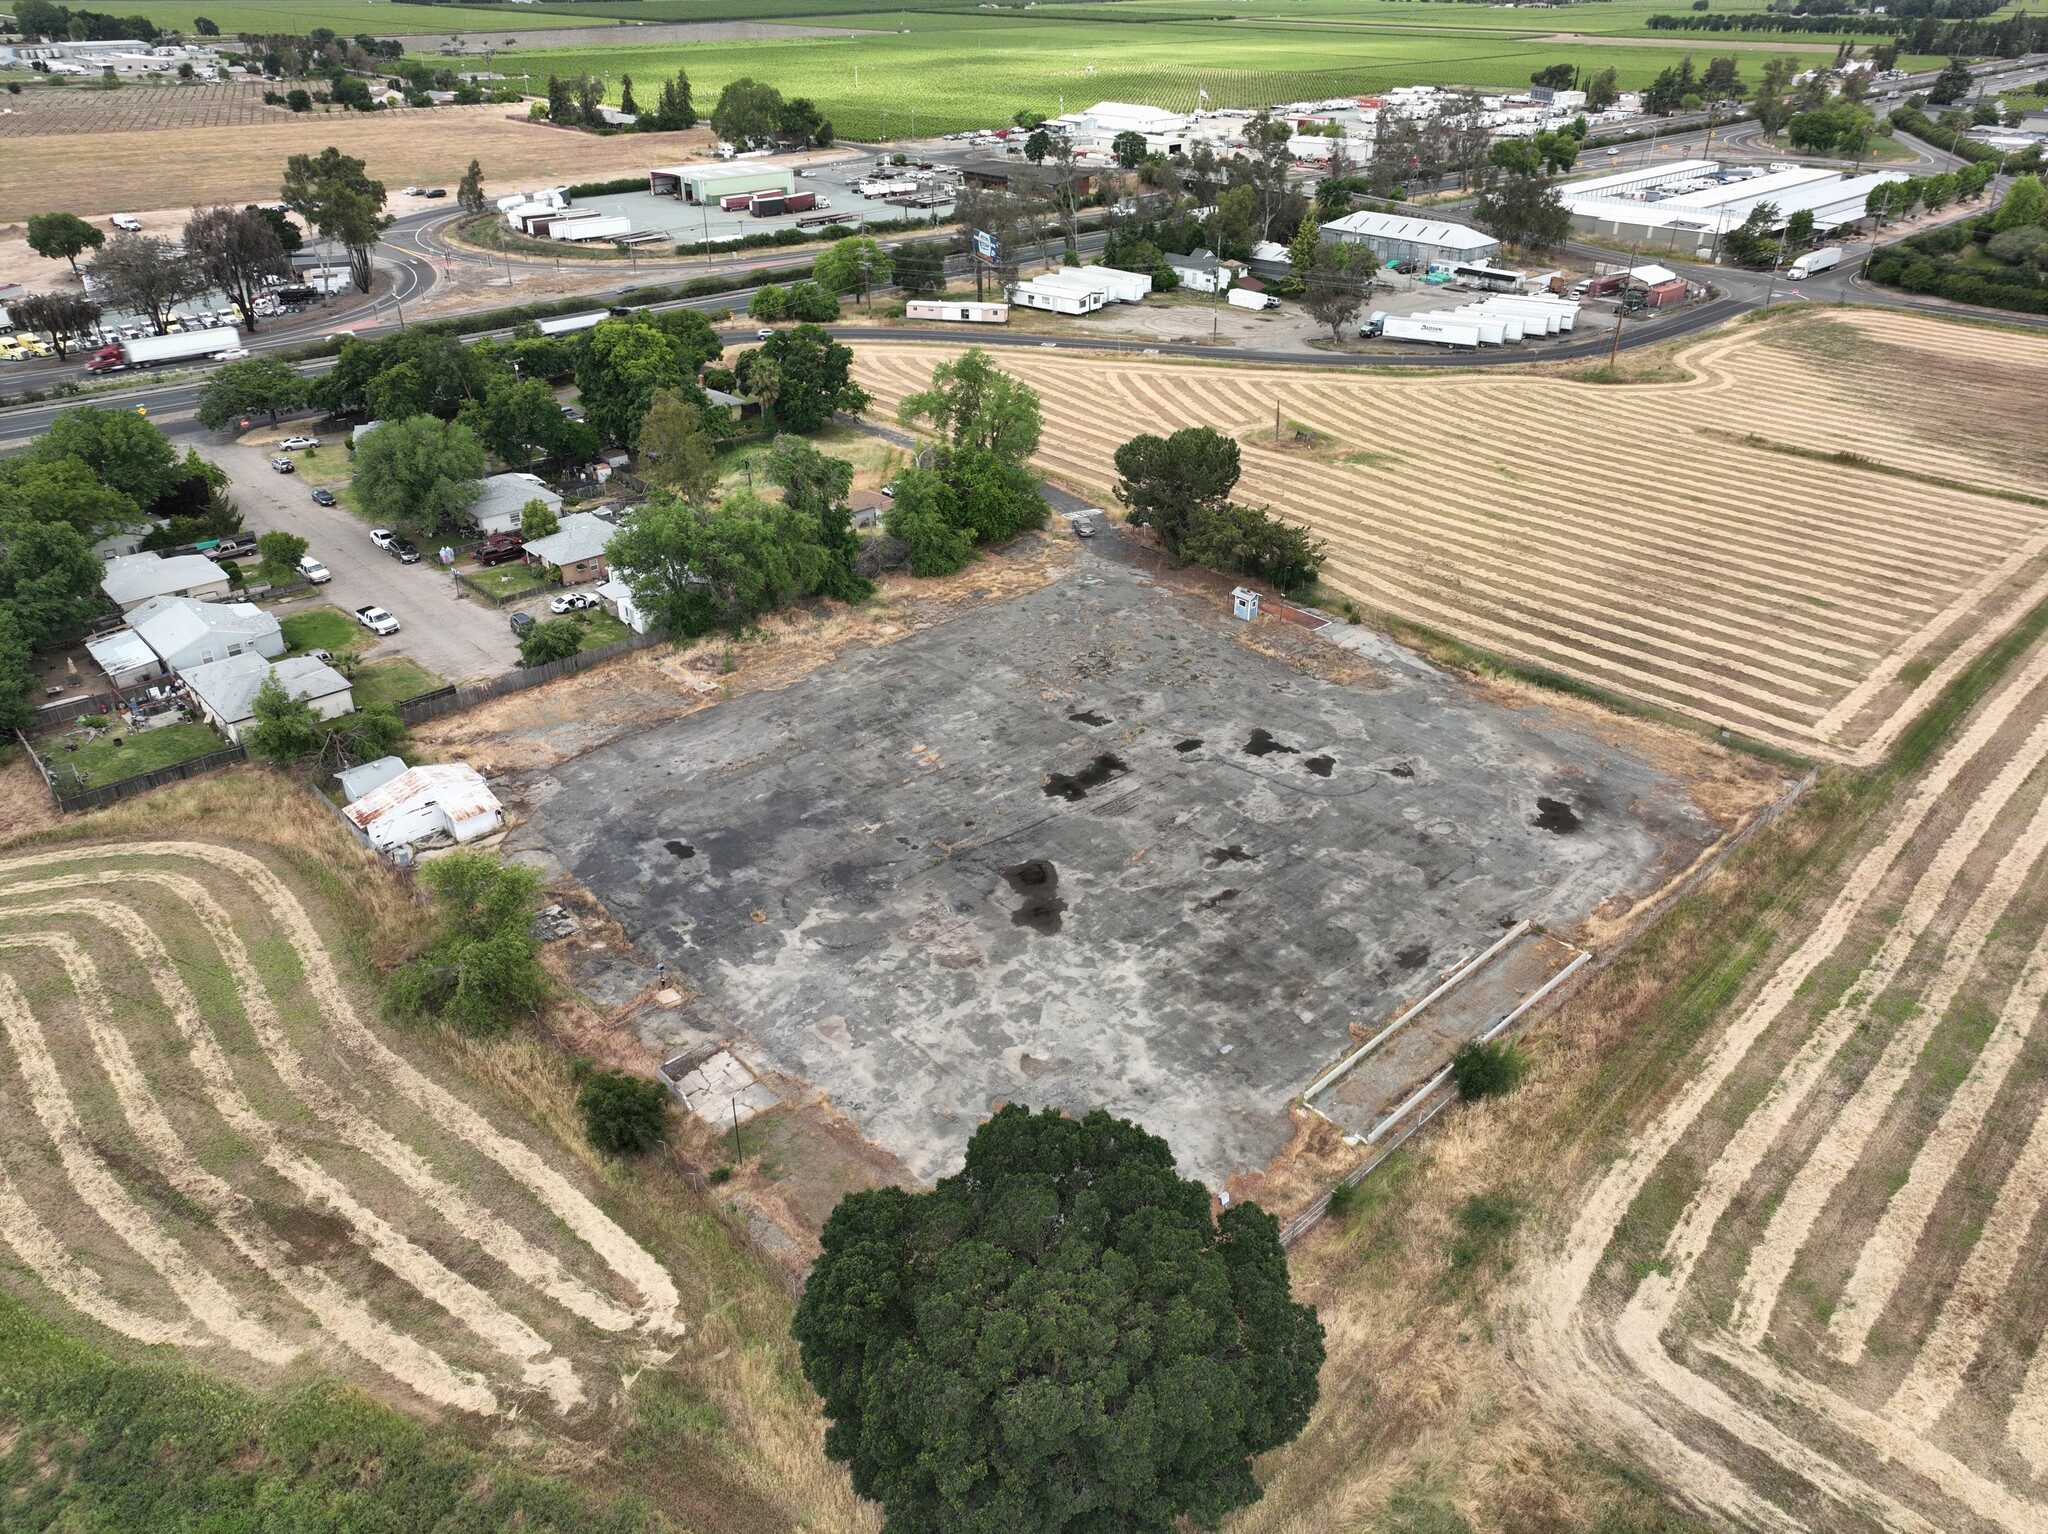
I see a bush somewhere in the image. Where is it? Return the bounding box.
[1450,1037,1527,1101]
[748,283,787,320]
[384,853,548,1035]
[575,1065,669,1155]
[519,616,584,668]
[1324,1179,1369,1220]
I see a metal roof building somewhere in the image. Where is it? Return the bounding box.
[342,761,504,852]
[1320,210,1500,266]
[1563,165,1907,252]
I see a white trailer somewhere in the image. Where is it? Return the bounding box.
[1478,295,1579,332]
[536,311,609,336]
[1418,309,1507,344]
[1077,264,1153,303]
[85,326,243,372]
[1363,311,1481,348]
[1227,286,1279,311]
[1008,277,1105,315]
[906,300,1010,324]
[553,216,633,242]
[1466,300,1554,336]
[1450,305,1526,342]
[1787,244,1842,279]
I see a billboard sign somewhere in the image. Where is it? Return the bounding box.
[973,229,999,264]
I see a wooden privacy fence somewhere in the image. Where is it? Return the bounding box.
[15,728,248,813]
[397,629,668,726]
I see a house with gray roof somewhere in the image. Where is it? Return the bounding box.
[128,595,283,673]
[519,510,616,586]
[101,552,231,611]
[465,473,564,537]
[181,652,354,743]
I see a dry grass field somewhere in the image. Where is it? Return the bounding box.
[0,100,709,223]
[1521,602,2048,1534]
[854,308,2048,764]
[0,836,683,1417]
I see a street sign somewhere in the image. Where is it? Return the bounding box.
[973,229,999,264]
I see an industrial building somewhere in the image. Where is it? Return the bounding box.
[1559,160,1907,254]
[648,163,797,205]
[1320,210,1500,268]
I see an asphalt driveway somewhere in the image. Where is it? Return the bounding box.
[218,440,522,685]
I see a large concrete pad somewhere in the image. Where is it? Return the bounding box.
[514,558,1715,1188]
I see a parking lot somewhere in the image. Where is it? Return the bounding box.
[509,546,1731,1193]
[219,440,521,684]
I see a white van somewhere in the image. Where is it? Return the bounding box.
[297,555,332,584]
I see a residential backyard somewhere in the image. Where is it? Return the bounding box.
[36,720,227,790]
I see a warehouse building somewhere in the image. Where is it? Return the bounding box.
[648,163,797,205]
[1320,210,1499,267]
[1560,161,1907,253]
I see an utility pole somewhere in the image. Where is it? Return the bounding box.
[1606,235,1641,370]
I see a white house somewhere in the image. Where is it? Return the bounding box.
[181,653,354,742]
[466,473,563,537]
[100,552,231,611]
[1164,248,1233,294]
[127,595,283,672]
[340,759,504,851]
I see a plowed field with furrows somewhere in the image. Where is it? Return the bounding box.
[1522,620,2048,1534]
[0,841,682,1417]
[853,311,2048,762]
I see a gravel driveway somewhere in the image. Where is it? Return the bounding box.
[219,441,523,686]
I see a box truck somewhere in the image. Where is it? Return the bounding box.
[1227,287,1280,311]
[1787,245,1842,280]
[85,327,243,372]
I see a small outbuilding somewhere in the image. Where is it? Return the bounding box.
[594,576,651,633]
[84,628,162,692]
[341,760,504,852]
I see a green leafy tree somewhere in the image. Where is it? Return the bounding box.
[35,405,182,509]
[1113,427,1241,552]
[895,348,1040,463]
[1586,66,1620,111]
[255,529,307,583]
[1927,57,1973,107]
[352,414,486,536]
[1301,238,1364,342]
[711,76,783,148]
[577,318,698,447]
[8,291,101,359]
[576,1066,668,1155]
[384,853,549,1035]
[765,433,870,602]
[748,283,788,321]
[793,1104,1324,1534]
[90,231,201,335]
[639,388,719,507]
[1111,129,1148,168]
[754,325,866,433]
[609,490,831,638]
[518,498,559,541]
[462,375,564,469]
[0,456,136,539]
[617,73,637,118]
[894,240,948,295]
[1993,173,2047,232]
[1785,208,1816,249]
[1475,172,1571,257]
[1024,127,1051,164]
[1286,205,1323,284]
[812,236,892,307]
[0,611,35,735]
[785,279,841,323]
[1179,501,1326,592]
[333,700,406,762]
[648,67,696,131]
[883,469,975,577]
[26,210,104,277]
[519,616,583,667]
[1451,1038,1527,1100]
[243,669,323,766]
[196,356,311,429]
[457,158,487,216]
[0,519,103,646]
[285,88,311,112]
[280,145,392,293]
[193,15,219,34]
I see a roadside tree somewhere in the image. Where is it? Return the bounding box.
[1475,172,1570,257]
[280,146,392,293]
[893,241,948,295]
[1927,57,1973,107]
[748,283,788,321]
[89,232,201,334]
[785,279,841,322]
[10,292,101,358]
[1301,238,1366,341]
[254,529,307,583]
[793,1104,1324,1534]
[26,211,103,277]
[754,325,865,433]
[812,236,892,307]
[36,405,182,508]
[196,356,310,428]
[457,159,487,215]
[895,347,1040,463]
[184,205,291,332]
[351,414,486,535]
[243,671,323,766]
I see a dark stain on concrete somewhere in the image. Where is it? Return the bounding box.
[1002,859,1067,935]
[1386,761,1416,778]
[1208,844,1256,866]
[1199,888,1240,911]
[1395,942,1431,971]
[1174,738,1204,753]
[1068,710,1110,727]
[1304,754,1335,778]
[1534,796,1583,834]
[1244,728,1297,757]
[1043,752,1128,801]
[663,840,696,858]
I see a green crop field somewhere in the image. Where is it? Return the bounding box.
[492,15,1853,140]
[106,0,614,37]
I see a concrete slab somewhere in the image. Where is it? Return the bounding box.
[514,560,1717,1190]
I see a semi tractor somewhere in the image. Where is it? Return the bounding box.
[85,327,243,373]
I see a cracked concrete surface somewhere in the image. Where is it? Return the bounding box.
[510,557,1715,1189]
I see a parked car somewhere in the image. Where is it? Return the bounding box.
[355,604,400,635]
[423,187,447,198]
[550,591,601,614]
[306,648,334,664]
[509,611,536,636]
[270,456,296,473]
[370,528,396,550]
[310,487,337,507]
[400,185,423,196]
[110,213,142,232]
[298,555,331,583]
[280,435,319,450]
[389,538,420,564]
[474,534,526,566]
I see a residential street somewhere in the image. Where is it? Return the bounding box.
[216,440,522,686]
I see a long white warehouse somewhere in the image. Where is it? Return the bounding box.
[1563,161,1907,252]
